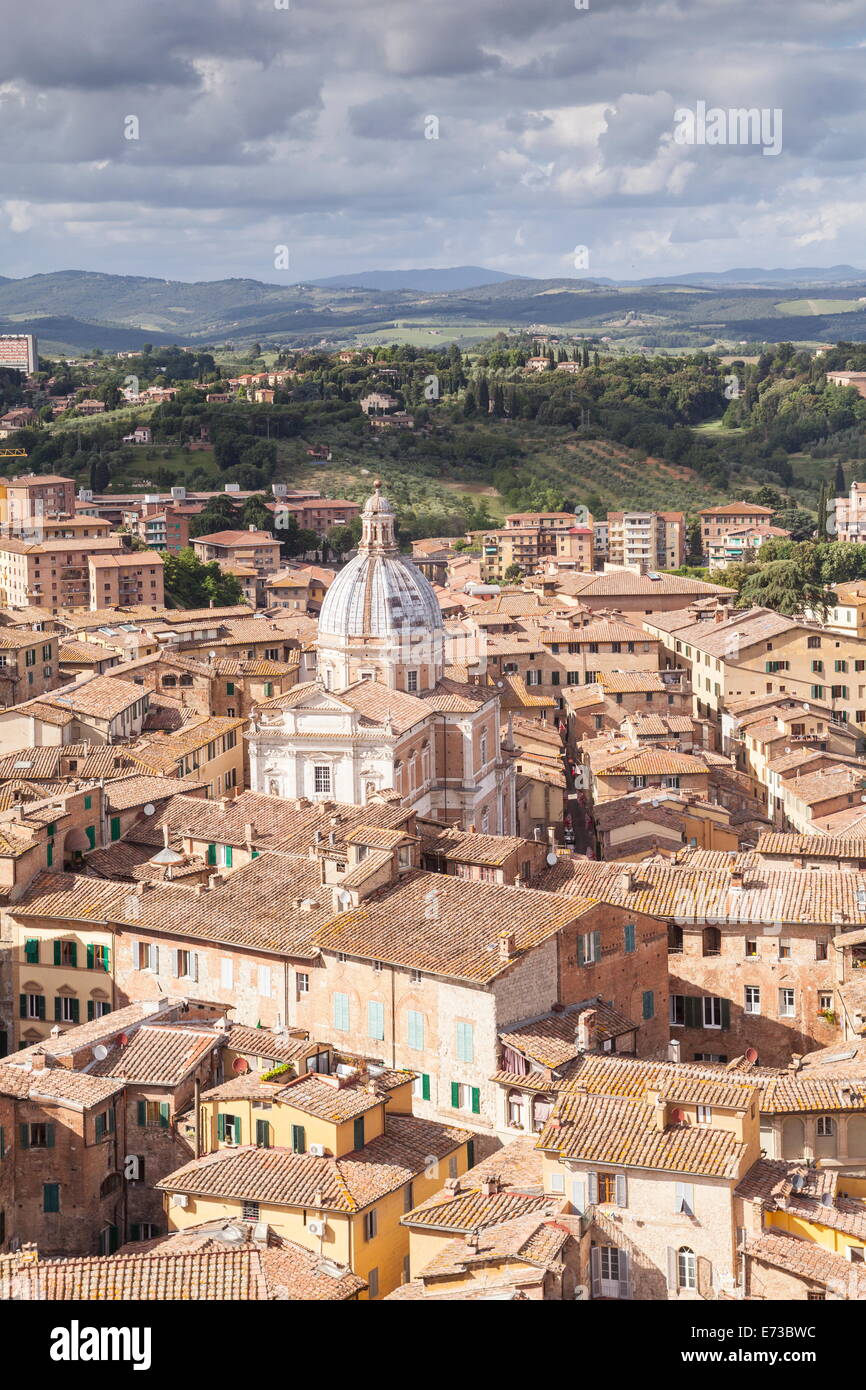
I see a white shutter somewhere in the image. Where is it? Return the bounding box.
[151,944,160,975]
[666,1246,678,1291]
[192,952,199,983]
[590,1245,601,1299]
[571,1179,586,1214]
[615,1173,628,1208]
[220,958,233,990]
[171,950,179,979]
[618,1250,630,1300]
[587,1172,598,1205]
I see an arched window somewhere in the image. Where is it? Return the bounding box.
[816,1115,838,1158]
[507,1089,526,1129]
[161,675,177,688]
[702,927,721,956]
[179,674,193,687]
[781,1116,805,1160]
[678,1247,697,1291]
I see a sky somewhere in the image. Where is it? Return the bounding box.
[0,0,864,284]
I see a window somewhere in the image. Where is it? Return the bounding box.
[314,765,331,795]
[368,1267,379,1299]
[137,1101,169,1128]
[24,938,39,965]
[258,966,271,997]
[623,922,636,954]
[406,670,418,693]
[296,971,309,997]
[290,1124,306,1154]
[670,995,685,1027]
[642,990,655,1020]
[744,986,761,1015]
[368,1001,385,1041]
[819,992,833,1012]
[578,930,601,965]
[549,1172,565,1194]
[220,958,233,990]
[817,1116,835,1138]
[745,939,758,958]
[779,988,795,1018]
[88,943,110,972]
[130,1223,160,1241]
[407,1010,425,1051]
[703,996,724,1029]
[43,1183,60,1214]
[451,1081,481,1114]
[597,1173,617,1204]
[363,1208,378,1241]
[57,996,79,1024]
[94,1108,115,1142]
[23,1123,54,1150]
[456,1021,474,1063]
[778,940,791,960]
[702,926,721,957]
[332,992,350,1032]
[175,949,198,980]
[816,940,828,962]
[677,1246,697,1291]
[136,942,159,973]
[675,1182,695,1214]
[696,1107,712,1125]
[242,1201,260,1222]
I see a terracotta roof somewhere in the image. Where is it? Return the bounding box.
[158,1115,470,1213]
[226,1024,316,1065]
[742,1228,866,1297]
[418,826,532,868]
[0,1063,124,1108]
[699,502,775,516]
[499,1000,638,1069]
[756,832,866,860]
[313,869,597,984]
[87,1023,220,1086]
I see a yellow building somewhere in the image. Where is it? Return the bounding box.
[158,1066,472,1298]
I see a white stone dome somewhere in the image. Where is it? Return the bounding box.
[318,482,444,640]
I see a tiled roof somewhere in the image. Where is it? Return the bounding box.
[742,1229,866,1297]
[499,1000,638,1069]
[104,774,206,812]
[408,1212,578,1283]
[158,1115,470,1213]
[756,832,866,860]
[566,571,734,597]
[0,1063,124,1108]
[270,1072,386,1122]
[599,672,669,693]
[313,869,596,983]
[87,1024,220,1086]
[418,826,531,868]
[226,1024,316,1065]
[538,1089,747,1178]
[42,674,146,720]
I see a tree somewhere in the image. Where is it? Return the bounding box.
[738,558,832,618]
[835,459,847,496]
[463,390,477,417]
[503,563,525,582]
[162,548,244,608]
[477,377,490,416]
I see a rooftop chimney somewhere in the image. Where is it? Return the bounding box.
[575,1008,597,1052]
[667,1039,681,1064]
[499,930,516,962]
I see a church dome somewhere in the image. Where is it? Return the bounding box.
[318,481,444,639]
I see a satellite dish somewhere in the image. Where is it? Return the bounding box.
[209,650,216,660]
[803,703,810,713]
[117,1033,129,1047]
[143,803,156,817]
[93,1044,108,1061]
[670,1107,685,1125]
[651,799,660,808]
[546,851,558,866]
[232,1057,250,1075]
[745,1047,758,1064]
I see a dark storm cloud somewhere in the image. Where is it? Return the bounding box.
[0,0,864,280]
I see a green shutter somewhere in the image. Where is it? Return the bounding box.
[110,817,121,842]
[642,990,654,1021]
[224,846,233,868]
[70,999,79,1024]
[291,1124,306,1153]
[46,842,53,868]
[577,934,585,966]
[231,1114,241,1144]
[451,1081,460,1109]
[624,923,636,954]
[103,945,111,973]
[19,994,26,1019]
[466,1139,475,1169]
[69,943,77,969]
[159,1103,169,1128]
[217,1113,226,1141]
[256,1119,271,1148]
[53,940,61,966]
[87,1001,94,1022]
[86,943,95,970]
[54,997,62,1022]
[19,1124,28,1150]
[84,795,92,810]
[353,1116,365,1150]
[0,1127,5,1160]
[137,1101,147,1127]
[131,1224,141,1242]
[720,998,731,1031]
[421,1073,431,1101]
[226,682,234,695]
[86,825,96,850]
[207,843,217,866]
[683,996,700,1029]
[471,1087,481,1115]
[38,996,45,1020]
[24,939,39,964]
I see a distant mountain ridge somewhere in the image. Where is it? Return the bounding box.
[310,266,519,291]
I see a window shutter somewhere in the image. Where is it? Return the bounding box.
[470,1087,481,1115]
[587,1172,598,1205]
[53,940,61,966]
[171,950,179,978]
[615,1173,628,1207]
[571,1179,586,1213]
[256,1119,270,1148]
[421,1073,430,1101]
[110,817,121,842]
[86,943,95,970]
[18,995,26,1019]
[70,999,79,1024]
[577,934,586,966]
[590,1245,601,1299]
[592,930,601,962]
[451,1081,460,1109]
[684,995,700,1029]
[137,1101,147,1127]
[232,1115,241,1144]
[618,1250,630,1300]
[54,997,62,1022]
[291,1124,306,1154]
[19,1125,28,1151]
[152,946,160,975]
[159,1103,170,1128]
[38,996,46,1020]
[192,953,199,983]
[720,998,731,1030]
[666,1246,678,1291]
[225,846,233,868]
[131,1224,141,1242]
[207,843,217,866]
[624,923,635,953]
[69,943,78,968]
[697,1257,713,1298]
[217,1113,226,1141]
[104,945,111,973]
[87,1001,94,1022]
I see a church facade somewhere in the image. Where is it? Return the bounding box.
[247,482,516,833]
